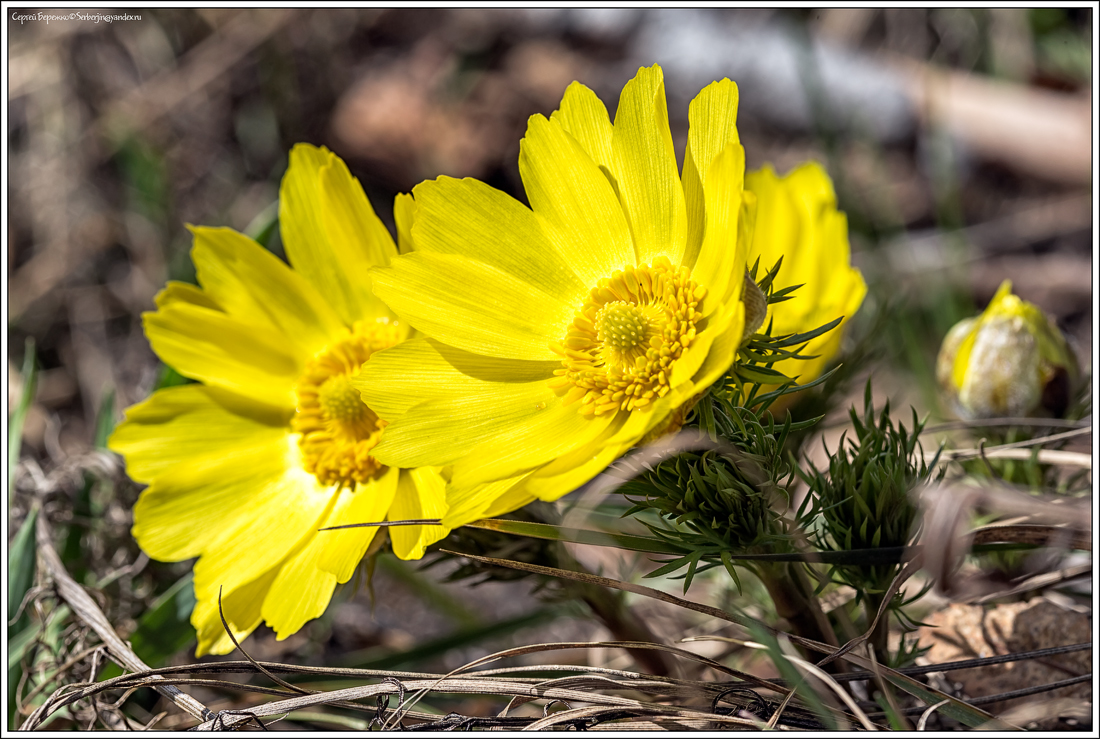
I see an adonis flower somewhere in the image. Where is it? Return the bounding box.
[744,162,866,384]
[937,279,1077,419]
[109,145,448,656]
[355,65,751,528]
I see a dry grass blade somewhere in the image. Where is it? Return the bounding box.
[216,586,308,696]
[441,550,1011,728]
[773,638,879,730]
[818,554,925,669]
[923,418,1091,433]
[970,563,1092,604]
[971,523,1091,551]
[380,636,786,730]
[191,675,758,731]
[521,703,754,731]
[995,696,1093,728]
[917,699,951,730]
[926,426,1092,469]
[924,422,1095,468]
[28,511,212,728]
[681,635,877,730]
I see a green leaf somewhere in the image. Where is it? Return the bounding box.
[8,505,38,633]
[734,364,795,384]
[8,605,71,669]
[284,711,371,730]
[125,573,197,667]
[748,624,837,730]
[245,200,280,249]
[766,316,844,349]
[153,364,194,391]
[876,662,1010,729]
[8,338,37,496]
[7,504,40,727]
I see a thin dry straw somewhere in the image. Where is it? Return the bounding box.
[26,510,212,727]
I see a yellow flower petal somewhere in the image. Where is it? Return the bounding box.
[611,65,688,267]
[670,300,739,390]
[155,281,221,312]
[370,251,574,361]
[682,78,740,268]
[192,566,279,656]
[448,402,615,490]
[393,192,417,255]
[135,439,333,598]
[314,465,400,579]
[441,473,534,530]
[261,538,339,640]
[143,302,301,408]
[354,337,558,423]
[552,81,615,172]
[745,161,866,384]
[520,114,635,286]
[523,435,633,503]
[371,380,557,468]
[189,226,346,357]
[687,142,748,318]
[109,384,291,485]
[279,143,397,324]
[408,176,586,305]
[389,468,450,560]
[684,301,746,397]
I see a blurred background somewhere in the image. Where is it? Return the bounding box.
[6,7,1094,729]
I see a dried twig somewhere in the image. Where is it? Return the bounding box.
[28,512,212,728]
[926,427,1093,469]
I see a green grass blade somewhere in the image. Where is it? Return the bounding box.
[465,518,684,555]
[8,338,37,495]
[8,505,39,632]
[284,711,370,730]
[8,605,71,671]
[153,364,193,391]
[7,504,41,727]
[468,519,916,566]
[125,573,197,667]
[93,389,117,449]
[245,200,280,250]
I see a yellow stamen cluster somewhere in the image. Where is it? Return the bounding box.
[550,257,706,416]
[293,319,403,488]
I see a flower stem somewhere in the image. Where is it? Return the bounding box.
[758,562,840,666]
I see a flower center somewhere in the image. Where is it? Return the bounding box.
[293,319,403,489]
[318,375,369,426]
[550,257,706,416]
[595,301,651,354]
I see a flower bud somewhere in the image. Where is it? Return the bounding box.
[937,280,1077,419]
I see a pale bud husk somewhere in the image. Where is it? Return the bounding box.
[741,270,768,342]
[936,280,1077,419]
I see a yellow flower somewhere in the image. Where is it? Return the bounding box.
[108,144,449,656]
[744,162,866,384]
[354,65,751,529]
[937,279,1078,419]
